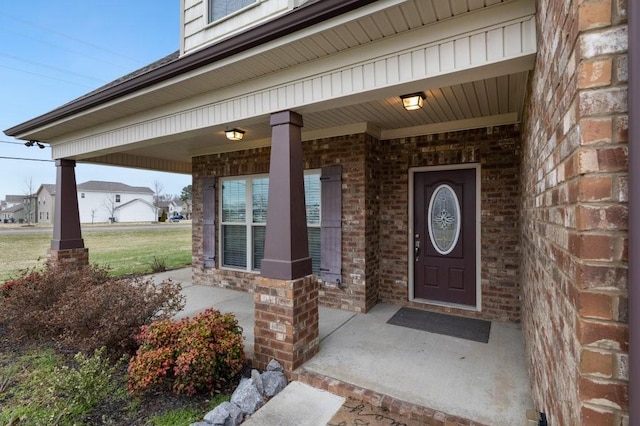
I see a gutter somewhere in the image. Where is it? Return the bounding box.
[4,0,376,138]
[628,0,638,422]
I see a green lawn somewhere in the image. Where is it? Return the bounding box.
[0,225,192,283]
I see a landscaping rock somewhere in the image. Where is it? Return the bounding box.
[261,370,287,397]
[204,401,243,426]
[190,422,212,426]
[230,377,264,416]
[251,369,264,396]
[266,359,284,372]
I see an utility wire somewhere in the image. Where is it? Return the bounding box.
[0,11,143,66]
[0,140,29,146]
[0,52,106,84]
[0,64,95,89]
[0,156,54,163]
[0,26,136,72]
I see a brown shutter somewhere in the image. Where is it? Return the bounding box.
[320,165,342,285]
[202,177,216,268]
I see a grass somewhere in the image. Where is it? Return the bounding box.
[0,224,237,424]
[147,394,230,426]
[0,225,192,282]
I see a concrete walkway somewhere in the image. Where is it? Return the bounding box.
[153,269,533,425]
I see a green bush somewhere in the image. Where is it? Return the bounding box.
[0,265,185,357]
[128,308,246,396]
[39,348,124,424]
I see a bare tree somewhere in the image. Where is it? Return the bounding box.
[103,193,118,223]
[152,180,165,220]
[23,178,36,225]
[90,208,97,224]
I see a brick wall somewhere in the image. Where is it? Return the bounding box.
[192,125,522,322]
[379,125,522,322]
[520,0,629,423]
[192,134,375,313]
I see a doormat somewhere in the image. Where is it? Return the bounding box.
[387,307,491,343]
[328,398,424,426]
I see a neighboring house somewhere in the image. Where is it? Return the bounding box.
[1,194,36,223]
[5,1,636,424]
[36,184,56,224]
[0,203,23,223]
[76,181,156,223]
[180,198,192,220]
[157,197,183,218]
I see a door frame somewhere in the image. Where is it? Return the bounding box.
[408,163,482,311]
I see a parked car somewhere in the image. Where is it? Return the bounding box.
[170,214,184,222]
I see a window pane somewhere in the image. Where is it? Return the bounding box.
[304,174,320,225]
[210,0,255,22]
[222,225,247,268]
[252,178,269,224]
[222,180,246,222]
[252,225,266,270]
[308,227,321,275]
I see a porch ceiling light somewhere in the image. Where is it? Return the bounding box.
[225,128,245,141]
[400,92,425,111]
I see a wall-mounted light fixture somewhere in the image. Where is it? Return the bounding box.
[400,92,425,111]
[225,129,245,141]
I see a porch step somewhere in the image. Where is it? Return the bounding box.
[243,381,344,426]
[292,368,489,426]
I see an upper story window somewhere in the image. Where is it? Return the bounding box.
[115,194,121,203]
[209,0,257,23]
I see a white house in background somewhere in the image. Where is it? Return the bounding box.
[77,181,157,223]
[0,194,35,223]
[36,184,56,224]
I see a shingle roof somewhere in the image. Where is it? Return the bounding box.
[5,195,25,203]
[4,0,371,138]
[5,204,24,213]
[39,184,56,195]
[77,181,154,194]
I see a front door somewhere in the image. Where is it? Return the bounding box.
[413,168,477,306]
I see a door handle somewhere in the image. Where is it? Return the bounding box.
[414,234,420,260]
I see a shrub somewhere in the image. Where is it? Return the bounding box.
[38,348,124,424]
[128,309,246,396]
[150,256,168,273]
[0,265,185,357]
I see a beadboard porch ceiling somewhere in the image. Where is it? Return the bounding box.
[11,0,536,174]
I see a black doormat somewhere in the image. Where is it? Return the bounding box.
[387,307,491,343]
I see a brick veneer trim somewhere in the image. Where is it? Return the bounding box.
[293,368,489,426]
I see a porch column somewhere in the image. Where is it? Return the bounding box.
[254,110,319,375]
[48,159,88,268]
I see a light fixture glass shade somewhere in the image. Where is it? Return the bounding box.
[401,93,425,111]
[225,128,245,141]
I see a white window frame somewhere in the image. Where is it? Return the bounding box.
[207,0,261,24]
[219,170,320,273]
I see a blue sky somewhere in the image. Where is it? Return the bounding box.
[0,1,191,200]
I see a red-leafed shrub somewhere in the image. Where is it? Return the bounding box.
[0,265,185,357]
[127,308,246,396]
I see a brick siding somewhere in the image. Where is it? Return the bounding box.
[193,124,522,323]
[379,125,522,322]
[520,0,629,423]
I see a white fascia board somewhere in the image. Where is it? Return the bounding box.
[50,0,536,159]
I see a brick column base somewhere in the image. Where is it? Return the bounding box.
[253,275,319,376]
[47,248,89,269]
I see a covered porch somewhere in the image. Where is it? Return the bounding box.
[159,268,532,425]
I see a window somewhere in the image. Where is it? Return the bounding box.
[220,172,321,274]
[81,193,85,198]
[115,194,121,203]
[209,0,256,22]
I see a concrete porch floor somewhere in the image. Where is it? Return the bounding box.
[153,269,533,425]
